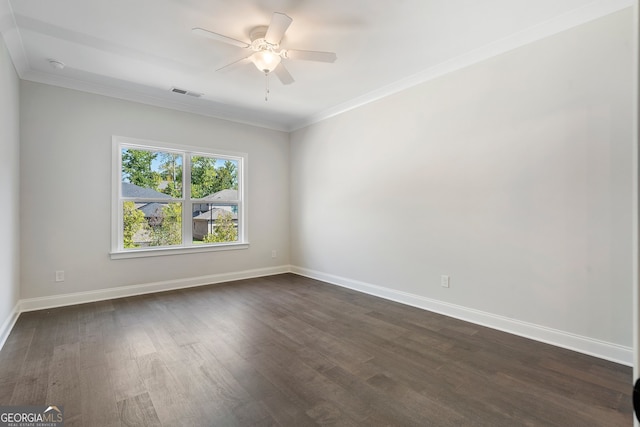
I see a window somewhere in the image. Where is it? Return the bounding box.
[111,136,247,258]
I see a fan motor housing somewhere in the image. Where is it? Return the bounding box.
[250,26,268,42]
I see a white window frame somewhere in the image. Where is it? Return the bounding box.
[111,136,249,259]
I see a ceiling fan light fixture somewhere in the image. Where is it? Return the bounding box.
[251,50,281,73]
[194,11,335,93]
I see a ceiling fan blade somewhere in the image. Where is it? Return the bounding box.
[216,55,252,72]
[265,12,292,45]
[284,49,337,63]
[192,27,250,49]
[274,63,294,85]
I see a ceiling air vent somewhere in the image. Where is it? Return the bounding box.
[170,87,203,98]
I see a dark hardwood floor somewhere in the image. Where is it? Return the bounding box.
[0,274,633,426]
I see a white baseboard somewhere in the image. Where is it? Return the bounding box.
[3,264,632,366]
[0,302,20,352]
[290,266,633,366]
[19,265,291,312]
[0,265,289,352]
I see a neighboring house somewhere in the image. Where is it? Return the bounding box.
[122,182,173,200]
[123,183,238,243]
[193,189,238,214]
[122,182,172,221]
[122,182,172,246]
[192,189,239,240]
[192,208,238,240]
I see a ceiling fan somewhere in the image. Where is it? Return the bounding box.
[192,12,337,89]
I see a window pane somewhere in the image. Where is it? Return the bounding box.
[191,156,238,199]
[123,201,182,248]
[121,148,183,197]
[192,203,238,244]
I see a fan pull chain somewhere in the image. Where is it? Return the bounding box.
[264,71,270,101]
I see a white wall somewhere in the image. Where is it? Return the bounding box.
[291,9,634,358]
[633,0,639,399]
[0,35,20,342]
[20,82,290,300]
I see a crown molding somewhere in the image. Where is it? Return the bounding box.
[0,0,29,74]
[291,0,635,131]
[2,0,634,133]
[21,69,291,132]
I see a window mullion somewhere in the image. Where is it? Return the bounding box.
[183,152,192,245]
[114,136,245,254]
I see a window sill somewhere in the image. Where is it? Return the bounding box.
[110,242,250,259]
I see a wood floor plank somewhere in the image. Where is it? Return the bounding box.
[324,364,465,426]
[78,364,120,427]
[52,308,79,347]
[46,342,81,419]
[0,326,34,386]
[0,380,15,405]
[108,357,148,402]
[9,312,57,405]
[201,333,318,426]
[117,392,161,427]
[135,352,199,424]
[0,273,632,426]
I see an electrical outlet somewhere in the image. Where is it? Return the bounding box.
[441,275,450,288]
[55,270,65,282]
[271,249,277,258]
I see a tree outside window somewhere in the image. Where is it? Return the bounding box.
[115,141,243,253]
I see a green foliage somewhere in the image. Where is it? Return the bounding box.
[216,160,238,191]
[191,156,217,198]
[203,211,237,243]
[149,203,182,246]
[121,148,240,249]
[159,152,183,197]
[122,149,160,189]
[191,156,238,198]
[162,182,182,198]
[123,201,146,248]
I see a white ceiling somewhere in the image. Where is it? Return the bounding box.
[0,0,632,131]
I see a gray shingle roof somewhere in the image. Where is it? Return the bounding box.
[202,189,238,201]
[138,202,165,218]
[193,208,237,221]
[122,182,172,199]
